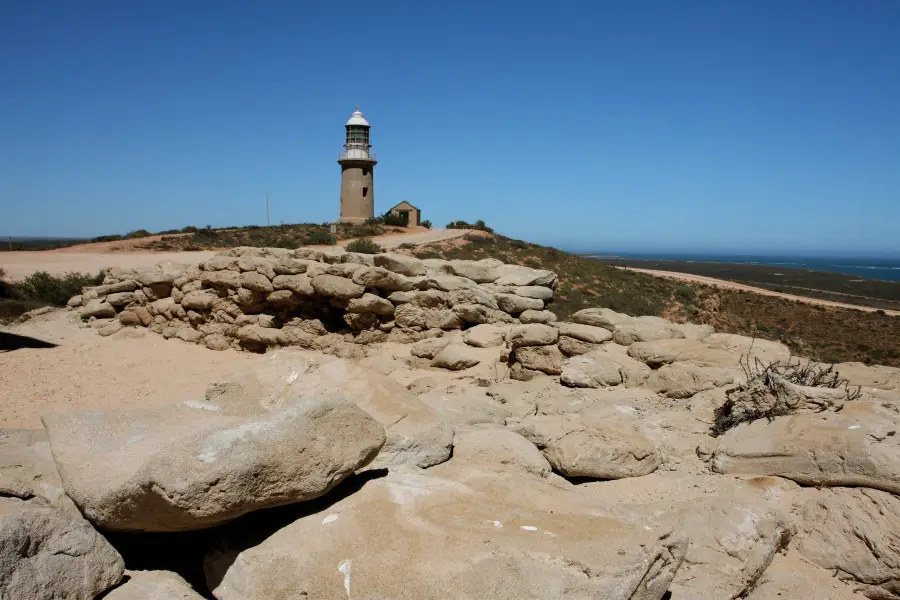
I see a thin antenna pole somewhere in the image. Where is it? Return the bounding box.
[266,191,270,227]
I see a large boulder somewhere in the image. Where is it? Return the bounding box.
[511,408,661,479]
[181,290,218,311]
[463,323,507,348]
[347,293,394,315]
[711,401,900,494]
[81,299,116,319]
[571,307,633,330]
[556,321,613,344]
[445,258,503,282]
[432,344,484,371]
[410,336,453,359]
[373,253,426,276]
[519,309,557,324]
[645,362,735,398]
[310,274,364,300]
[514,345,565,375]
[793,487,900,600]
[494,264,557,287]
[43,396,385,532]
[352,267,413,292]
[451,425,554,477]
[495,293,543,314]
[104,570,205,600]
[560,345,651,388]
[211,352,453,469]
[628,339,737,368]
[0,429,77,513]
[0,497,124,599]
[558,335,601,357]
[506,323,559,348]
[204,464,686,600]
[613,322,686,345]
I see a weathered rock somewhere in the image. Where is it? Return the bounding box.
[0,497,124,599]
[496,293,544,314]
[352,267,413,291]
[410,336,453,359]
[341,252,375,266]
[645,362,735,398]
[205,465,686,600]
[81,299,116,319]
[104,569,205,600]
[343,311,379,330]
[571,307,633,330]
[613,322,686,345]
[95,280,139,295]
[239,271,274,293]
[627,339,736,368]
[512,409,661,479]
[415,275,476,292]
[205,334,231,351]
[745,550,866,600]
[135,271,176,287]
[445,258,503,282]
[181,290,218,310]
[794,487,900,600]
[117,310,142,326]
[432,344,483,370]
[519,309,557,324]
[347,293,394,315]
[42,396,385,531]
[98,320,125,337]
[514,285,554,300]
[271,257,311,275]
[310,274,364,300]
[712,401,900,494]
[495,264,557,287]
[67,294,84,307]
[175,327,203,343]
[560,353,624,387]
[557,321,614,344]
[271,273,314,296]
[201,270,242,289]
[405,289,451,309]
[515,345,565,375]
[373,252,426,276]
[326,263,367,278]
[558,335,600,357]
[463,323,506,348]
[452,303,514,325]
[209,353,452,469]
[106,291,135,306]
[507,323,559,348]
[0,429,76,512]
[451,425,554,477]
[449,287,498,309]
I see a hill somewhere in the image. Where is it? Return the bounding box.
[407,232,900,367]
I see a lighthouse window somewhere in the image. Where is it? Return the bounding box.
[362,168,368,176]
[362,187,369,197]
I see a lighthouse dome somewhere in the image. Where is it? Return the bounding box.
[345,109,370,127]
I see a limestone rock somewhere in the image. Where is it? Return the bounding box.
[613,322,686,345]
[205,334,231,351]
[628,339,736,368]
[794,487,900,599]
[181,290,218,310]
[745,550,866,600]
[514,345,565,375]
[712,401,900,494]
[326,263,367,278]
[415,275,476,292]
[204,465,686,600]
[645,362,735,398]
[432,343,484,370]
[104,570,205,600]
[310,274,365,300]
[463,323,506,348]
[445,258,503,282]
[118,310,142,326]
[410,336,453,359]
[272,274,314,296]
[512,409,661,479]
[343,311,379,330]
[0,429,77,513]
[449,287,498,309]
[0,497,124,599]
[42,396,385,531]
[98,320,125,337]
[373,252,426,276]
[514,285,554,300]
[352,267,413,291]
[452,303,514,325]
[560,353,623,387]
[557,321,614,344]
[106,291,135,306]
[67,294,83,307]
[209,353,452,469]
[201,270,242,289]
[451,425,553,477]
[496,292,543,314]
[558,335,600,357]
[347,293,394,315]
[519,309,557,324]
[571,307,633,330]
[81,299,116,319]
[507,323,559,348]
[495,264,557,287]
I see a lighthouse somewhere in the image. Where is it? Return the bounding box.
[338,108,377,223]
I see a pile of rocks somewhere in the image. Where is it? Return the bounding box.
[66,247,558,356]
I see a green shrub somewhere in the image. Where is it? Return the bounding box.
[303,230,337,245]
[345,237,382,254]
[19,271,104,306]
[91,234,124,243]
[421,220,432,229]
[125,229,152,239]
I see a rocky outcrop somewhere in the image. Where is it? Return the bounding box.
[0,497,124,599]
[43,396,385,531]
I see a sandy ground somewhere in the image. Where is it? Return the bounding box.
[0,228,464,281]
[0,310,264,429]
[627,267,900,316]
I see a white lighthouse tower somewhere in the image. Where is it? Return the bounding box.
[338,108,377,223]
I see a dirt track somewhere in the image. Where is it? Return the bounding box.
[0,228,464,281]
[627,267,900,316]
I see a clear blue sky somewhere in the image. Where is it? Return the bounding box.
[2,1,898,255]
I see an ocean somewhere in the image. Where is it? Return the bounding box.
[585,253,900,283]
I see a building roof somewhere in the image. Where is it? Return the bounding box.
[345,109,370,127]
[390,201,420,211]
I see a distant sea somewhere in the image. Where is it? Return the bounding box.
[584,253,900,283]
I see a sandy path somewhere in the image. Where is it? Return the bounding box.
[0,310,264,429]
[0,228,464,281]
[627,267,900,316]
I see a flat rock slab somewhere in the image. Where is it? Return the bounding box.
[511,408,661,479]
[712,401,900,494]
[0,497,124,599]
[205,464,686,600]
[208,351,453,469]
[105,570,206,600]
[0,428,78,513]
[43,396,385,532]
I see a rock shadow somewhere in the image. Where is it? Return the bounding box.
[0,331,58,352]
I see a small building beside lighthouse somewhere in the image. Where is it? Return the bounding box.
[337,108,376,224]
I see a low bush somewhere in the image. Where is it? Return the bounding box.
[0,270,103,323]
[303,230,337,246]
[345,237,382,254]
[421,220,432,229]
